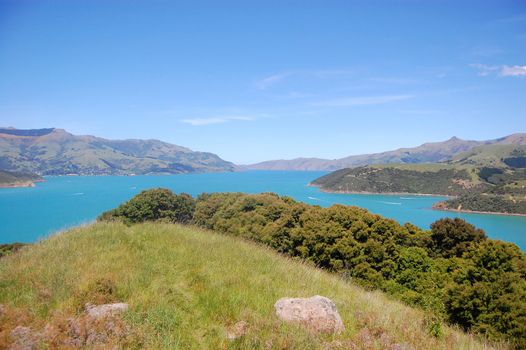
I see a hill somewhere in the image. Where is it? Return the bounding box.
[312,144,526,214]
[0,128,234,175]
[0,169,42,188]
[0,221,499,349]
[241,134,526,171]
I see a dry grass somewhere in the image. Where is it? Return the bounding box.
[0,222,507,349]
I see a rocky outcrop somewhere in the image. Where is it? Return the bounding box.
[274,295,345,333]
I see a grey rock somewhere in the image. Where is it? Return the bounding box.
[85,302,129,320]
[274,295,345,333]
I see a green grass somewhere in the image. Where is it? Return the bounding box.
[0,222,503,349]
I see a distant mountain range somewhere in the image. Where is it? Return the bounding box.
[241,134,526,171]
[0,128,234,175]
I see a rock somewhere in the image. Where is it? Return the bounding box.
[85,302,129,320]
[10,326,38,350]
[274,295,345,333]
[226,320,249,340]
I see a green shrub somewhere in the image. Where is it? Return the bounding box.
[98,188,195,224]
[429,218,486,258]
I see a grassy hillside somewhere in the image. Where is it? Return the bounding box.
[312,144,526,214]
[0,128,234,175]
[0,222,498,349]
[0,170,42,188]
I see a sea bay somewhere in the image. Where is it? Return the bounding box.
[1,171,525,250]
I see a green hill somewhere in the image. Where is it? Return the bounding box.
[0,169,42,188]
[0,128,234,175]
[312,144,526,214]
[0,222,498,349]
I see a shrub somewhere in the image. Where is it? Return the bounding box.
[98,188,195,224]
[429,218,486,258]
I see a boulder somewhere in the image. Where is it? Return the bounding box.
[85,302,129,320]
[274,295,345,333]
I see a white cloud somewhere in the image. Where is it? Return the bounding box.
[500,65,526,77]
[471,63,526,77]
[312,94,414,107]
[181,116,255,126]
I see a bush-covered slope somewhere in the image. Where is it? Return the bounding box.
[99,189,526,348]
[311,166,478,195]
[0,222,495,349]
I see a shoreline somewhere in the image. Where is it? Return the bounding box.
[310,184,454,198]
[0,181,35,188]
[432,204,526,217]
[311,184,526,217]
[0,179,44,189]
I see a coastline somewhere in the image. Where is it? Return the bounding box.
[432,203,526,217]
[311,184,526,217]
[310,183,454,198]
[0,181,35,188]
[0,179,44,189]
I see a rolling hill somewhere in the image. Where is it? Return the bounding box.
[0,221,500,349]
[311,144,526,214]
[0,128,234,175]
[242,134,526,171]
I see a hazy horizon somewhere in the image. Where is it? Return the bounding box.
[1,0,525,163]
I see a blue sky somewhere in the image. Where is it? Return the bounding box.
[0,0,525,164]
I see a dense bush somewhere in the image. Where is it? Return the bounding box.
[429,218,486,258]
[98,188,195,224]
[442,194,526,215]
[100,190,526,348]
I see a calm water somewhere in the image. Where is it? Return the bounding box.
[1,171,525,250]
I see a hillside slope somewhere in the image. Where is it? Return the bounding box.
[0,222,497,349]
[0,128,234,175]
[0,170,42,188]
[242,134,526,171]
[312,144,526,214]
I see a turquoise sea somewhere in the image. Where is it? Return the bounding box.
[1,171,525,250]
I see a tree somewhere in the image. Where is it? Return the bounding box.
[98,188,195,224]
[429,218,486,258]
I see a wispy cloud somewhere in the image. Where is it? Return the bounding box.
[254,73,292,90]
[471,63,526,77]
[501,65,526,77]
[254,69,355,90]
[181,116,255,126]
[312,94,414,107]
[470,63,500,76]
[368,77,420,85]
